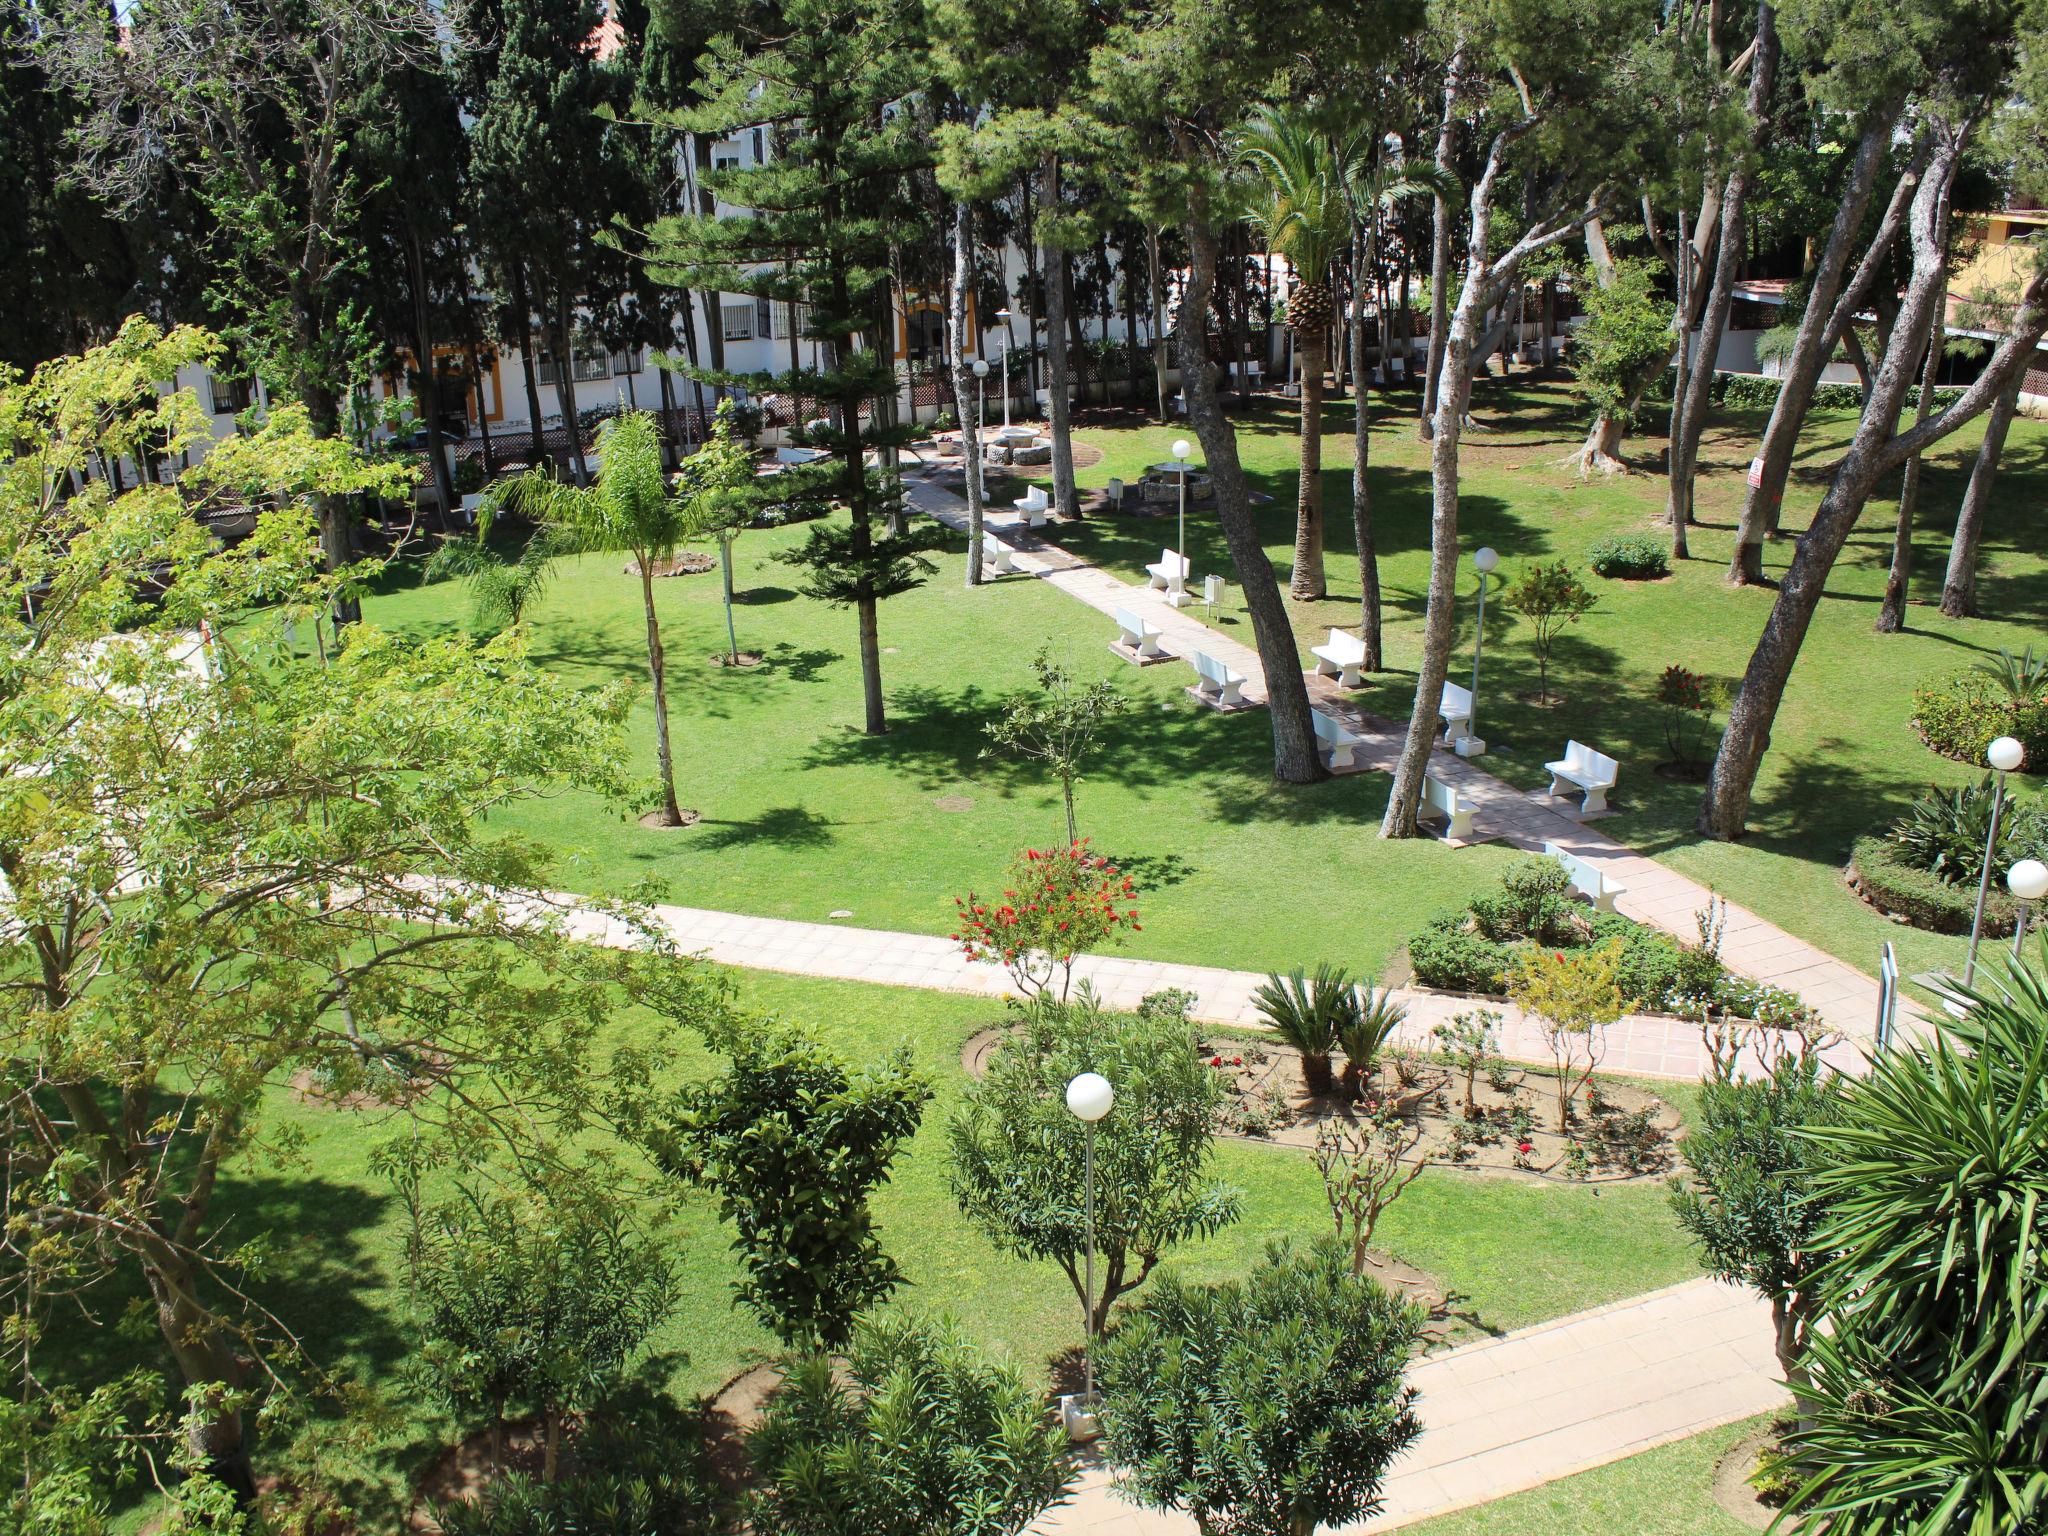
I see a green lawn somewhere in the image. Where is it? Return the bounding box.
[1035,379,2048,998]
[139,969,1700,1524]
[1398,1413,1772,1535]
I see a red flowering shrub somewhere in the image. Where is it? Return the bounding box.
[951,840,1140,998]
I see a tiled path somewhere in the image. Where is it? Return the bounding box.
[908,475,1916,1050]
[1033,1279,1787,1535]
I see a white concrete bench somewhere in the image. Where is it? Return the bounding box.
[775,445,825,465]
[1189,650,1246,708]
[1145,548,1191,597]
[1419,773,1475,840]
[1543,841,1626,912]
[1012,485,1050,526]
[984,541,1017,575]
[1312,709,1362,769]
[1438,680,1473,744]
[1311,628,1368,688]
[1113,606,1165,660]
[1546,739,1620,817]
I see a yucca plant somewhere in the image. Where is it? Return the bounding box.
[1337,988,1409,1096]
[1253,963,1361,1095]
[1971,643,2048,704]
[1888,776,2041,884]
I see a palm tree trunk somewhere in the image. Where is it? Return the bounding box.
[1291,327,1328,599]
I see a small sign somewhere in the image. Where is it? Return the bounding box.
[1746,456,1765,488]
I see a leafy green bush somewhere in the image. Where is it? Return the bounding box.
[1406,914,1514,994]
[1889,777,2046,886]
[1469,856,1581,945]
[1587,532,1669,580]
[1850,836,2019,935]
[1714,372,1959,412]
[1911,669,2048,768]
[454,455,489,496]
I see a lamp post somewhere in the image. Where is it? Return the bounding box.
[971,358,990,502]
[1965,734,2026,987]
[2010,857,2048,960]
[1170,438,1193,606]
[1464,546,1500,756]
[1065,1070,1114,1411]
[995,309,1014,431]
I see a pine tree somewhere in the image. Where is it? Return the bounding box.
[641,0,944,736]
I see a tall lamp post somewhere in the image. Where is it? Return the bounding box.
[971,359,990,501]
[2010,858,2048,960]
[1169,437,1193,606]
[1464,546,1500,756]
[1965,734,2026,987]
[994,309,1014,431]
[1064,1069,1114,1430]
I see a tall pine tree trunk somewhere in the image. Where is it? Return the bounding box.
[404,229,457,515]
[1148,225,1170,421]
[1940,362,2025,617]
[551,292,590,486]
[1876,288,1947,633]
[1175,164,1322,785]
[1040,155,1080,520]
[1351,224,1383,671]
[511,263,547,467]
[1419,42,1465,440]
[1728,109,1899,583]
[949,196,987,586]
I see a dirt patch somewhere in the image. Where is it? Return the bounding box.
[410,1415,559,1530]
[932,794,975,812]
[1654,760,1710,782]
[627,553,716,578]
[639,808,703,829]
[1710,1423,1790,1530]
[961,1024,1009,1079]
[711,651,765,668]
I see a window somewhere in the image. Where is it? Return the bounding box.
[756,298,775,338]
[771,303,805,341]
[572,350,611,383]
[713,153,740,173]
[751,127,764,163]
[207,375,253,416]
[612,347,643,376]
[721,304,755,341]
[537,353,561,387]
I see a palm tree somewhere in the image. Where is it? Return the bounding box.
[425,524,556,635]
[493,411,696,827]
[1239,106,1357,602]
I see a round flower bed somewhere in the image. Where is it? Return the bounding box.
[1911,670,2048,769]
[1846,836,2018,936]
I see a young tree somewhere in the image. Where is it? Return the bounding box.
[1507,941,1625,1131]
[0,322,659,1504]
[1313,1114,1435,1276]
[653,1022,931,1350]
[427,521,558,633]
[402,1169,681,1483]
[493,411,697,826]
[676,399,762,666]
[1561,255,1673,476]
[1504,559,1596,704]
[982,649,1129,846]
[952,843,1141,1000]
[949,992,1241,1333]
[643,0,945,737]
[1094,1237,1423,1536]
[1775,965,2048,1532]
[1669,1049,1844,1423]
[747,1314,1070,1536]
[1239,106,1355,600]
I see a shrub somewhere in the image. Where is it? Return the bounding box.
[1972,644,2048,705]
[454,455,489,496]
[1588,532,1669,580]
[1657,665,1727,777]
[1254,964,1362,1094]
[1406,914,1514,994]
[1590,914,1687,1010]
[1849,836,2020,936]
[1911,668,2048,769]
[1337,987,1408,1093]
[1470,856,1580,946]
[1889,777,2046,886]
[952,841,1140,999]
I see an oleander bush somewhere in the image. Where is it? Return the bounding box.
[1587,532,1670,580]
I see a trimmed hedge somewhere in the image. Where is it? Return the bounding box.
[1911,670,2048,770]
[1712,372,1963,413]
[1588,532,1670,580]
[1848,836,2018,936]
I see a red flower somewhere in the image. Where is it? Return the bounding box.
[1517,1140,1534,1155]
[1209,1055,1223,1067]
[1232,1057,1243,1066]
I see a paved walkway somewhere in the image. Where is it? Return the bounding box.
[907,475,1911,1049]
[1032,1279,1787,1534]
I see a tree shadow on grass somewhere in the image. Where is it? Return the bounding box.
[689,803,838,853]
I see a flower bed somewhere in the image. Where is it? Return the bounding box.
[1846,835,2018,936]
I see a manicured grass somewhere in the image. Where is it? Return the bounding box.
[143,969,1700,1522]
[1397,1413,1772,1535]
[1036,380,2048,1000]
[368,521,1518,980]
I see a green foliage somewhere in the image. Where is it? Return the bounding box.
[1339,988,1411,1091]
[948,991,1241,1332]
[746,1314,1070,1536]
[678,399,764,664]
[983,647,1130,845]
[1407,914,1515,994]
[1252,963,1362,1091]
[1912,666,2048,769]
[773,508,948,608]
[655,1023,932,1349]
[1470,856,1581,947]
[1971,644,2048,705]
[1235,106,1356,301]
[1094,1237,1423,1536]
[426,528,557,634]
[1586,532,1669,580]
[1777,964,2048,1532]
[1851,835,2022,936]
[1887,776,2046,886]
[952,842,1141,998]
[1503,560,1597,702]
[1655,664,1728,777]
[1567,257,1674,426]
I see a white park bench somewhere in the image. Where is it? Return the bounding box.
[1419,772,1475,840]
[1543,841,1626,912]
[1311,628,1368,688]
[1312,710,1362,770]
[984,541,1018,575]
[1112,606,1165,661]
[1146,548,1191,596]
[1012,485,1050,525]
[1189,650,1246,709]
[775,445,825,465]
[1546,739,1621,817]
[1438,680,1474,744]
